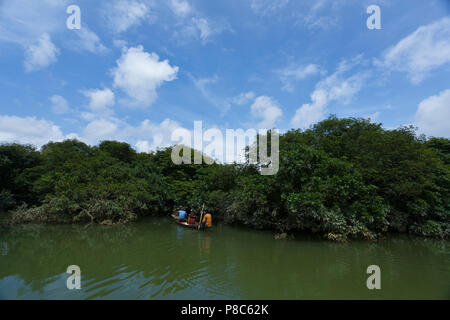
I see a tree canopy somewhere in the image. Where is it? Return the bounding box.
[1,116,449,240]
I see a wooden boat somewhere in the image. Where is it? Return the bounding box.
[176,220,200,228]
[171,214,210,230]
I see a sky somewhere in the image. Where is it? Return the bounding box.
[0,0,449,156]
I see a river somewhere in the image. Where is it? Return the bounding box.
[0,217,449,299]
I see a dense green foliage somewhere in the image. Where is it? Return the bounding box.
[1,116,449,240]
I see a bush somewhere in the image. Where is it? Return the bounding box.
[410,220,449,238]
[0,190,16,212]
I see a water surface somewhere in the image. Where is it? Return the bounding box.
[0,217,449,299]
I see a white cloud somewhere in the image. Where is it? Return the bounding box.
[291,89,328,130]
[250,96,283,129]
[135,140,152,153]
[282,64,321,80]
[291,58,367,129]
[72,27,108,54]
[376,16,450,84]
[0,111,193,152]
[0,115,65,147]
[50,95,70,115]
[81,119,120,144]
[0,0,107,70]
[414,89,450,138]
[223,91,256,115]
[169,0,192,17]
[233,92,256,106]
[111,46,179,107]
[363,111,380,123]
[192,75,219,100]
[187,74,223,110]
[318,70,365,105]
[82,88,116,112]
[192,18,212,41]
[176,17,232,44]
[80,116,187,150]
[294,0,347,30]
[24,33,59,72]
[300,11,337,30]
[194,75,219,88]
[167,0,232,44]
[113,39,128,48]
[105,0,151,33]
[0,0,68,44]
[278,64,321,92]
[134,118,186,151]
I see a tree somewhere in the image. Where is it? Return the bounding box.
[0,143,41,208]
[99,141,137,164]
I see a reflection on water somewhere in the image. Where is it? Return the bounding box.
[0,242,7,256]
[0,217,449,300]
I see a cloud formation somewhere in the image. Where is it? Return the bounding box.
[233,92,256,106]
[297,0,339,30]
[291,58,367,129]
[0,0,68,44]
[24,33,59,72]
[50,95,70,115]
[0,115,65,147]
[376,16,450,84]
[111,46,179,107]
[278,63,321,92]
[169,0,192,17]
[80,116,188,151]
[72,27,108,54]
[1,0,106,71]
[83,88,116,112]
[414,89,450,138]
[167,1,232,45]
[105,0,151,33]
[251,96,283,129]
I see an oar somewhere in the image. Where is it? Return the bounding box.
[198,204,205,230]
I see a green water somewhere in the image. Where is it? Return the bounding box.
[0,217,449,300]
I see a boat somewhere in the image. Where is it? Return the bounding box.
[171,213,210,230]
[171,213,197,228]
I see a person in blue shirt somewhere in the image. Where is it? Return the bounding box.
[174,207,187,222]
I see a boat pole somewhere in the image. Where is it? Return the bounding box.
[198,204,205,230]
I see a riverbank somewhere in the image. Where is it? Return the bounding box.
[7,207,449,242]
[5,208,449,243]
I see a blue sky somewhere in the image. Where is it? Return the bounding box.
[0,0,449,153]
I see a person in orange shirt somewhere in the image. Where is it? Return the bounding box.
[201,212,212,228]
